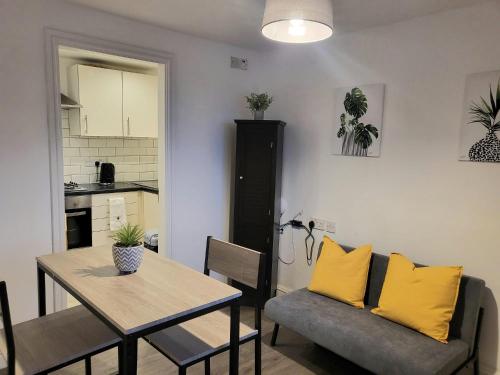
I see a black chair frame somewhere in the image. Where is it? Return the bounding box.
[147,236,266,375]
[0,281,115,375]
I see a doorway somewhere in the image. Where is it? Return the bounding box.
[45,29,172,312]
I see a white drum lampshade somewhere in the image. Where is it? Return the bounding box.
[261,0,334,43]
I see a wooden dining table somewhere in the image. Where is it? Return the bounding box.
[36,246,242,374]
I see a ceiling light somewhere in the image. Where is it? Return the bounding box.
[261,0,334,44]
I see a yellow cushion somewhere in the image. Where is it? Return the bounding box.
[308,236,372,308]
[371,253,463,343]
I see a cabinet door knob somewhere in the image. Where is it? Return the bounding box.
[239,176,244,180]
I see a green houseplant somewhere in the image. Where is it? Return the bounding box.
[337,87,379,156]
[468,81,500,162]
[111,223,145,274]
[246,92,273,120]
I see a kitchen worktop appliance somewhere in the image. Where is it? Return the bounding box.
[100,162,115,184]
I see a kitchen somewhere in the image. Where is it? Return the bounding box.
[60,46,161,273]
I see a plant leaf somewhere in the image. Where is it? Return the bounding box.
[246,92,273,112]
[497,80,500,110]
[469,101,492,130]
[490,85,498,116]
[344,88,368,119]
[354,123,376,149]
[480,96,493,117]
[469,81,500,130]
[112,223,144,247]
[365,124,379,139]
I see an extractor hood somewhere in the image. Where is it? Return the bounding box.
[61,93,82,109]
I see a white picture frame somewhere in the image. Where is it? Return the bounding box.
[332,83,385,157]
[459,70,500,162]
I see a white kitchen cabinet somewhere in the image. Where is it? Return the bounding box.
[123,72,158,138]
[69,65,123,137]
[141,191,160,231]
[68,65,158,138]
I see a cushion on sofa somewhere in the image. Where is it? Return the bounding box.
[308,237,372,308]
[265,289,469,375]
[371,253,463,343]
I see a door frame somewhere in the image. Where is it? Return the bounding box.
[44,28,173,312]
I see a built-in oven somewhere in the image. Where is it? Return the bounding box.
[65,195,92,250]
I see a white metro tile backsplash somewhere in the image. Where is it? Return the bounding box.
[62,111,158,183]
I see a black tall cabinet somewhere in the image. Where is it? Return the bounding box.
[232,120,285,303]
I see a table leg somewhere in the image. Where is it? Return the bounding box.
[118,337,138,375]
[37,265,46,317]
[229,300,240,375]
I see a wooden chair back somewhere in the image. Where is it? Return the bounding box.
[204,237,265,291]
[204,237,266,332]
[0,282,15,375]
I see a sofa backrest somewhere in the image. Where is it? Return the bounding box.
[317,242,485,354]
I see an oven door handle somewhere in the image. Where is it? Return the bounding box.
[66,211,87,218]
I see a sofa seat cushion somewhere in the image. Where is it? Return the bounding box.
[265,289,469,375]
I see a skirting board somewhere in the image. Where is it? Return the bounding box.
[481,364,498,375]
[276,284,293,296]
[275,284,498,375]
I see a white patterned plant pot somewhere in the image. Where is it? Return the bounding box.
[112,244,144,274]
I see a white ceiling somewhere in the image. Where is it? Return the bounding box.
[66,0,491,50]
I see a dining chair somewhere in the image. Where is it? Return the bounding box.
[145,236,266,375]
[0,281,120,375]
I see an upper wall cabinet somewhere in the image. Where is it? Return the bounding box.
[69,65,123,137]
[68,65,158,138]
[123,72,158,138]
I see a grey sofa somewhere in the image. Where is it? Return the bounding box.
[264,245,485,375]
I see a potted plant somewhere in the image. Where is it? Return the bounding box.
[337,87,379,156]
[468,81,500,162]
[245,92,273,120]
[112,223,145,274]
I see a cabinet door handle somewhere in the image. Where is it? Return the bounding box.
[239,176,244,180]
[127,117,130,136]
[84,115,88,134]
[66,211,86,218]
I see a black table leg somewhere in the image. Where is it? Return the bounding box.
[37,264,46,317]
[229,300,240,375]
[119,336,138,375]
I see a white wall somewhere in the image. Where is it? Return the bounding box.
[262,2,500,373]
[0,0,264,322]
[2,0,499,372]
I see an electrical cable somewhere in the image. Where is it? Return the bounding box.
[278,225,296,265]
[278,218,316,266]
[304,226,315,266]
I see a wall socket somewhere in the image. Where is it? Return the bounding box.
[230,56,248,70]
[311,217,336,233]
[325,221,336,233]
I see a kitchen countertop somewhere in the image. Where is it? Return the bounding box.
[64,180,158,196]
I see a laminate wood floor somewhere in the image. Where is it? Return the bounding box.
[53,307,370,374]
